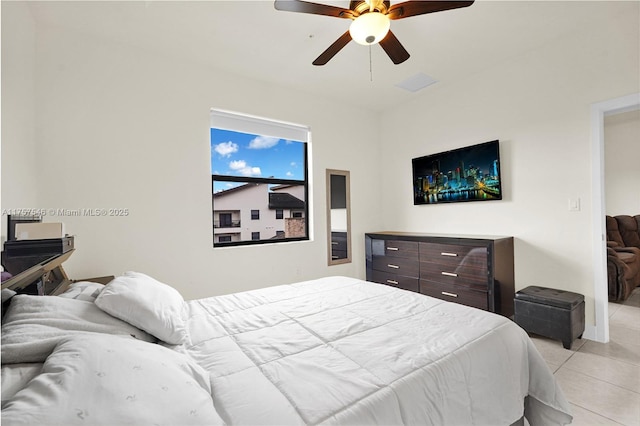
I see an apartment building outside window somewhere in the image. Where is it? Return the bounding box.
[211,109,310,247]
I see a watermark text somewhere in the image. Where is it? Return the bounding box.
[2,208,130,217]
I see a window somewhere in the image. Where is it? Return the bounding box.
[211,109,310,247]
[218,213,232,228]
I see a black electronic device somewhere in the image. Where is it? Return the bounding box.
[1,250,74,297]
[2,236,74,276]
[412,140,502,205]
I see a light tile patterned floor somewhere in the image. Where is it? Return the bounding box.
[529,288,640,425]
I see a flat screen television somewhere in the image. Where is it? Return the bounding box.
[412,140,502,205]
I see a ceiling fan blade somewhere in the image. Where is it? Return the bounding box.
[274,0,355,19]
[388,1,474,20]
[379,30,410,64]
[313,31,352,66]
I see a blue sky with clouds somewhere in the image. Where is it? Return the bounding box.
[211,128,305,192]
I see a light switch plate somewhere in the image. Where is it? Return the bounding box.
[569,197,581,212]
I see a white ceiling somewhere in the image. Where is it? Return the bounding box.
[26,0,634,112]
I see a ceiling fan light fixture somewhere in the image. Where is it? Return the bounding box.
[349,12,390,45]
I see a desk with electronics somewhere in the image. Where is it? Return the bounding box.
[1,217,112,308]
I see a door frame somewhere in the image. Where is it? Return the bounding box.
[589,92,640,342]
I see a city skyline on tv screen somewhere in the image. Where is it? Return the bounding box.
[413,140,502,205]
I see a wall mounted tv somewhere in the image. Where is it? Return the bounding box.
[412,140,502,205]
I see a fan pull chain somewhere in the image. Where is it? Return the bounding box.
[369,45,373,82]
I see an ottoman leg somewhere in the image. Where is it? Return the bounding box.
[563,340,572,350]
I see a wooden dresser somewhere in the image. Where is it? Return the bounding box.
[365,232,515,317]
[330,231,348,261]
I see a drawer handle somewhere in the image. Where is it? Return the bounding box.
[331,242,339,245]
[441,291,458,298]
[386,280,399,285]
[387,247,399,251]
[387,264,400,269]
[441,252,458,257]
[441,272,458,277]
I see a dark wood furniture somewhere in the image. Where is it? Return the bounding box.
[330,231,348,261]
[1,250,75,296]
[366,232,515,317]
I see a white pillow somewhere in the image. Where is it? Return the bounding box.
[95,272,187,345]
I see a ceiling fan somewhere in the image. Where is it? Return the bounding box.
[274,0,474,66]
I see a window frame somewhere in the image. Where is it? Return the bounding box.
[211,109,310,249]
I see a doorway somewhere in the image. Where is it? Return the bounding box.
[590,93,640,343]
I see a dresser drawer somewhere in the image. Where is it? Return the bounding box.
[370,270,419,292]
[419,279,489,310]
[331,249,347,260]
[331,232,348,251]
[420,267,488,292]
[419,243,487,268]
[371,238,419,260]
[371,256,419,277]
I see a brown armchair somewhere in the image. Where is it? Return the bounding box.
[606,215,640,301]
[615,215,640,249]
[607,247,638,301]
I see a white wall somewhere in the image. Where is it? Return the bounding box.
[1,10,384,299]
[604,109,640,215]
[378,6,640,327]
[1,2,40,235]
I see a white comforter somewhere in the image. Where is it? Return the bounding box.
[1,276,572,425]
[181,276,572,425]
[1,334,224,425]
[1,296,224,426]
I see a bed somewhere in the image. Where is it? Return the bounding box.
[1,273,573,425]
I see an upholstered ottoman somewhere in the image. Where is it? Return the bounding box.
[514,286,585,349]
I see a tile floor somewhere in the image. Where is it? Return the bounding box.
[528,288,640,425]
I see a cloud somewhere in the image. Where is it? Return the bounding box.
[249,136,279,149]
[229,160,261,177]
[229,160,246,170]
[286,171,293,177]
[214,141,239,157]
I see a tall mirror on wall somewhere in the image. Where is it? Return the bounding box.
[326,169,351,265]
